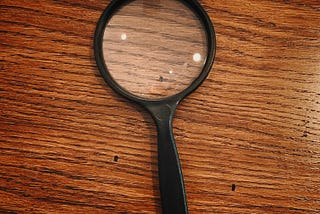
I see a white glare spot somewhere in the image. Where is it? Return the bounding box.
[121,33,127,40]
[193,53,201,62]
[169,70,173,74]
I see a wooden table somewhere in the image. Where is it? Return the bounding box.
[0,0,319,213]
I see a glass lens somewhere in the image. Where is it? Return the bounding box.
[103,0,208,99]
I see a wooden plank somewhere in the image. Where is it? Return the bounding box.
[0,0,319,213]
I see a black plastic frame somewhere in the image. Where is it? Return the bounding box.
[94,1,216,213]
[94,0,216,106]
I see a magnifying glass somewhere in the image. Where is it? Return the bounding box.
[94,0,216,213]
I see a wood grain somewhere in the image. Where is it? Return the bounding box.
[0,0,319,213]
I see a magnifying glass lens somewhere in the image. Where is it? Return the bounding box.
[103,0,208,99]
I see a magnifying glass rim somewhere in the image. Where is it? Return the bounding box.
[94,0,216,105]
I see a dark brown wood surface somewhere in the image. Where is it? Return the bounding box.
[0,0,319,213]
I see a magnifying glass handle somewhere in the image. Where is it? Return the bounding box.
[146,102,188,214]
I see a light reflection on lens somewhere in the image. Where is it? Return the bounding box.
[193,53,201,62]
[121,33,127,40]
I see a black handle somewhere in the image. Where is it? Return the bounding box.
[146,102,188,214]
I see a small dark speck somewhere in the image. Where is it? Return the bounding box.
[159,76,164,82]
[232,184,236,191]
[302,132,308,137]
[114,155,119,162]
[269,22,276,27]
